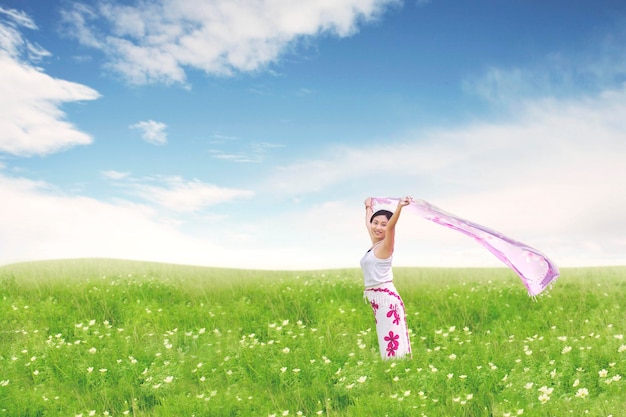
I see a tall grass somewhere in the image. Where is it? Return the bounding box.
[1,259,625,416]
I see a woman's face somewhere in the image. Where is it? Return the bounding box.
[370,215,389,240]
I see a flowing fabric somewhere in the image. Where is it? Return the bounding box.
[372,198,559,297]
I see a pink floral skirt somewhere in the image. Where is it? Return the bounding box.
[364,282,412,360]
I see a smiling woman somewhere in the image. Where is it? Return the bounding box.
[361,196,412,360]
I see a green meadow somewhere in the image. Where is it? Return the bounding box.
[1,259,625,417]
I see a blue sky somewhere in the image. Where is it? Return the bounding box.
[1,0,625,270]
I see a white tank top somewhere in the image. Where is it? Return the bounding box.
[360,243,393,287]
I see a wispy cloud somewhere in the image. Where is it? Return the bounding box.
[129,120,168,145]
[209,139,283,163]
[0,173,323,269]
[59,0,400,85]
[208,133,238,144]
[105,174,254,212]
[0,7,37,30]
[208,150,255,163]
[0,8,100,157]
[251,142,283,156]
[463,18,626,104]
[258,83,626,265]
[0,173,211,266]
[297,87,313,96]
[101,170,131,180]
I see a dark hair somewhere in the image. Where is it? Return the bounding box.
[370,209,393,223]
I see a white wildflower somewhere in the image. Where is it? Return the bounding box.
[575,388,589,398]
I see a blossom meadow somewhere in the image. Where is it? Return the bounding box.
[1,260,625,416]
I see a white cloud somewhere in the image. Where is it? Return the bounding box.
[0,7,37,30]
[60,0,400,84]
[209,140,283,163]
[463,19,626,104]
[134,178,254,212]
[209,151,255,163]
[0,8,100,157]
[0,7,37,60]
[101,170,131,180]
[0,174,334,269]
[130,120,168,145]
[265,85,626,198]
[2,3,624,271]
[0,176,207,263]
[3,83,625,271]
[118,175,255,212]
[262,137,464,194]
[259,85,626,268]
[209,133,238,144]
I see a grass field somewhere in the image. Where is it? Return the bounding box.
[1,259,625,416]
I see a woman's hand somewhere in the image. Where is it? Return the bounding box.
[397,196,412,208]
[364,197,372,208]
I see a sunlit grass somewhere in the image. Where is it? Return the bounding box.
[1,259,624,416]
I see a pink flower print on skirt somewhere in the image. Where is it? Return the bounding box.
[364,282,411,359]
[370,299,380,323]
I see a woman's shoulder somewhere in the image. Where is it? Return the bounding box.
[373,244,393,260]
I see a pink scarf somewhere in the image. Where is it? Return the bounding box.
[372,198,559,297]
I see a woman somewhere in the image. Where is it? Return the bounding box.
[361,196,412,359]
